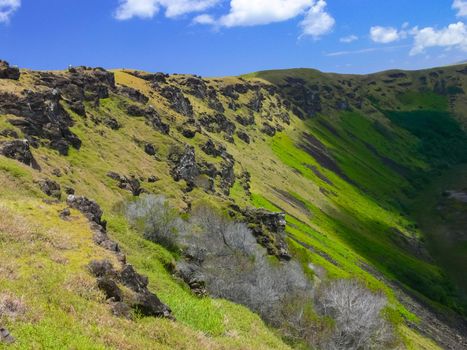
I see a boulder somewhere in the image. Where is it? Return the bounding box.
[0,139,40,169]
[144,143,156,156]
[0,60,20,80]
[88,259,116,278]
[37,179,61,199]
[97,277,123,301]
[133,291,172,318]
[107,172,142,196]
[261,122,276,137]
[120,264,149,293]
[237,131,250,144]
[103,117,120,130]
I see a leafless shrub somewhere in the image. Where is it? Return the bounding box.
[126,195,185,251]
[315,279,398,350]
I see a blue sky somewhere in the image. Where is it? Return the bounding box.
[0,0,466,76]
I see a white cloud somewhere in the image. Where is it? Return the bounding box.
[370,26,401,43]
[194,0,334,37]
[340,34,358,43]
[115,0,219,20]
[410,21,467,55]
[217,0,312,27]
[193,13,216,24]
[300,0,335,38]
[0,0,20,23]
[453,0,467,17]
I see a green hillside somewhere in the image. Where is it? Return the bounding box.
[1,61,467,349]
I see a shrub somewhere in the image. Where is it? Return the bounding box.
[315,279,398,350]
[126,195,185,251]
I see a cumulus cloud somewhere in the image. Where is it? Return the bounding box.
[453,0,467,17]
[370,26,402,43]
[410,21,467,55]
[300,0,335,38]
[340,34,358,43]
[0,0,20,23]
[195,0,334,37]
[115,0,219,20]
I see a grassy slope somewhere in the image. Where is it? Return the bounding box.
[2,64,467,348]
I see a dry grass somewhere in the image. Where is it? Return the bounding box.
[0,292,27,321]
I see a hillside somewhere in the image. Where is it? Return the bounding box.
[0,59,467,349]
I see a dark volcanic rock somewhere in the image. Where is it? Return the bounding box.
[97,276,123,301]
[128,71,168,84]
[170,146,200,188]
[160,86,193,117]
[0,60,20,80]
[37,179,61,199]
[117,85,149,104]
[261,122,276,137]
[107,172,142,196]
[144,143,156,156]
[126,104,169,134]
[281,78,321,117]
[220,157,235,195]
[88,259,116,278]
[199,113,236,135]
[235,114,255,126]
[134,291,172,318]
[242,208,291,260]
[201,139,225,157]
[103,117,121,130]
[0,90,81,155]
[67,195,105,228]
[120,264,149,293]
[0,139,40,169]
[237,131,251,144]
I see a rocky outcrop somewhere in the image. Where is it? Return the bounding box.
[242,208,291,260]
[117,85,149,104]
[159,86,193,117]
[220,156,235,196]
[199,113,236,137]
[0,90,81,155]
[66,195,105,229]
[169,146,200,190]
[0,60,20,80]
[0,139,40,169]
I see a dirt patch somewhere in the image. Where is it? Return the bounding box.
[272,188,312,217]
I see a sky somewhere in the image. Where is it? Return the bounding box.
[0,0,466,76]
